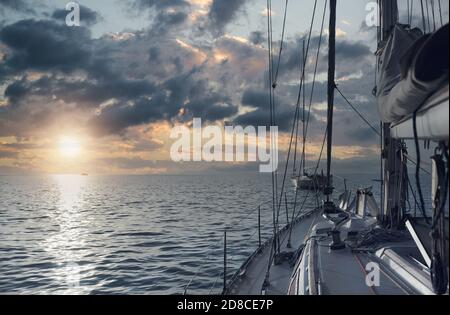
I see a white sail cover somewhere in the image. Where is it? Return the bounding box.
[377,24,449,123]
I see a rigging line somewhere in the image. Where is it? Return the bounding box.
[407,0,411,25]
[292,129,327,224]
[272,100,301,254]
[293,91,301,174]
[301,41,307,175]
[380,122,384,219]
[335,86,381,137]
[269,0,280,243]
[294,0,319,175]
[275,0,318,236]
[273,0,290,86]
[420,0,427,32]
[304,0,328,148]
[290,126,327,240]
[283,145,325,259]
[430,0,437,31]
[212,251,260,295]
[437,0,443,26]
[278,190,314,247]
[275,0,318,219]
[293,40,306,175]
[406,172,423,215]
[186,201,271,293]
[268,0,281,252]
[268,0,281,256]
[184,235,225,294]
[412,111,430,224]
[425,0,432,32]
[376,0,380,43]
[267,0,319,276]
[209,271,222,295]
[266,0,277,251]
[301,0,327,177]
[295,0,319,108]
[410,0,415,26]
[217,225,262,294]
[404,153,432,175]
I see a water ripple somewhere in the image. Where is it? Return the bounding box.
[0,173,383,294]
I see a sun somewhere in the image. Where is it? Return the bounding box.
[59,136,81,158]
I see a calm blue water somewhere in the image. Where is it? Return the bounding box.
[0,173,430,295]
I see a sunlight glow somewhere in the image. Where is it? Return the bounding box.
[59,136,81,158]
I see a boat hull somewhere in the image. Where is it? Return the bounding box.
[292,175,332,191]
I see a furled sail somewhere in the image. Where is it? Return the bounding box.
[377,24,449,123]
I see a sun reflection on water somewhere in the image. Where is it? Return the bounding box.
[42,175,91,295]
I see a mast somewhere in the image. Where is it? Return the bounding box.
[301,40,307,176]
[325,0,337,201]
[379,0,407,228]
[380,0,398,40]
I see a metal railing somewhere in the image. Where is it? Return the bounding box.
[183,197,300,295]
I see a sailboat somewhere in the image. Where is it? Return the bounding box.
[289,34,331,193]
[291,169,330,191]
[184,0,448,296]
[223,0,449,295]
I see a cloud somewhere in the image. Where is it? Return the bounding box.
[152,10,189,34]
[249,31,265,45]
[274,34,373,81]
[0,2,385,175]
[51,5,102,27]
[130,0,191,34]
[132,0,190,10]
[0,19,92,79]
[335,40,372,60]
[0,149,17,158]
[0,17,244,137]
[235,88,310,132]
[208,0,248,34]
[0,0,35,14]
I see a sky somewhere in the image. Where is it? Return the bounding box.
[0,0,448,175]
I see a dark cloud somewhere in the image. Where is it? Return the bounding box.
[4,75,156,108]
[335,40,372,60]
[88,98,166,136]
[0,17,241,137]
[152,10,188,33]
[208,0,248,34]
[187,96,238,121]
[274,35,373,81]
[52,5,102,26]
[249,31,265,45]
[0,2,379,153]
[241,89,269,109]
[132,0,190,10]
[89,72,239,136]
[4,79,28,106]
[235,88,309,132]
[0,19,91,78]
[344,126,379,143]
[130,0,190,34]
